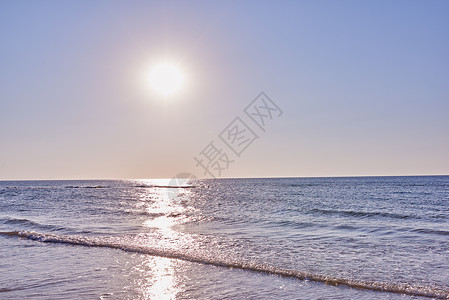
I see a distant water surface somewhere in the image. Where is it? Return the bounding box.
[0,176,448,299]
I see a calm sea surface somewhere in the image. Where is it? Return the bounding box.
[0,176,448,299]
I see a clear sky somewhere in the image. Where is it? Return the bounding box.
[1,0,448,180]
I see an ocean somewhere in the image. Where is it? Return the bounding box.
[0,176,448,299]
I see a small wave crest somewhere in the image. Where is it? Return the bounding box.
[65,185,109,189]
[412,228,449,236]
[310,208,416,220]
[0,230,448,298]
[133,185,195,189]
[0,217,67,232]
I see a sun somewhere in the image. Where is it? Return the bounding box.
[148,62,185,97]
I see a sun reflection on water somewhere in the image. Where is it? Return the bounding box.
[142,257,178,300]
[130,179,197,299]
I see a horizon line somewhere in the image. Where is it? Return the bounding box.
[1,173,448,182]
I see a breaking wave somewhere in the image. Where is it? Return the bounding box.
[1,230,448,299]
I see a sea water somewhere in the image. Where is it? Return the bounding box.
[0,176,448,299]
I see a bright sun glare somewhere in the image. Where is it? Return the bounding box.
[148,62,185,97]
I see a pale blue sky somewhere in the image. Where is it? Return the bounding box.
[1,0,448,179]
